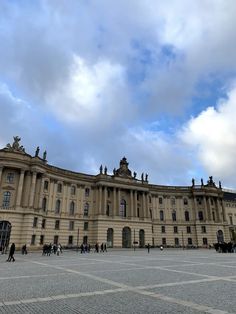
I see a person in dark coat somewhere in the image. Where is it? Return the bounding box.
[7,243,15,262]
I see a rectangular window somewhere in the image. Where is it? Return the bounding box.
[171,198,175,205]
[175,238,179,246]
[172,211,177,221]
[44,181,49,190]
[40,235,44,245]
[212,211,215,221]
[55,220,60,230]
[174,226,178,233]
[69,221,74,230]
[71,186,76,195]
[31,235,36,245]
[162,238,166,245]
[41,219,46,229]
[187,226,191,233]
[187,238,192,245]
[68,235,73,245]
[54,235,59,245]
[161,226,165,233]
[84,222,88,231]
[198,211,204,221]
[201,226,206,233]
[6,172,14,183]
[160,210,164,221]
[229,216,233,225]
[183,198,188,205]
[203,238,208,245]
[159,197,163,204]
[33,217,38,228]
[85,188,90,197]
[197,197,202,205]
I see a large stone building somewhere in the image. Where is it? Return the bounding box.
[0,136,236,250]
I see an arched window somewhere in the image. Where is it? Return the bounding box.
[57,183,62,193]
[69,201,75,216]
[160,210,164,221]
[84,203,89,216]
[172,210,177,221]
[185,211,190,221]
[55,199,61,214]
[183,198,188,205]
[120,199,126,218]
[2,191,11,208]
[42,197,47,211]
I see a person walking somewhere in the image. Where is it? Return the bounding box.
[147,243,151,253]
[6,243,15,262]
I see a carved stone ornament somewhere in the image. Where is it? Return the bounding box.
[4,136,25,153]
[114,157,132,178]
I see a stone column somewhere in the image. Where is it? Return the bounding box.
[130,190,134,218]
[38,175,45,209]
[207,197,213,221]
[216,198,222,222]
[193,197,198,220]
[103,186,107,215]
[0,167,3,186]
[48,179,54,211]
[203,196,209,221]
[16,169,25,207]
[98,186,102,214]
[117,188,121,216]
[113,187,116,217]
[29,171,37,208]
[221,198,227,222]
[146,193,149,218]
[142,192,145,218]
[134,190,137,217]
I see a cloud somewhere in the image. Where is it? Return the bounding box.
[180,84,236,186]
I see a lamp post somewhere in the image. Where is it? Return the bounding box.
[76,228,79,252]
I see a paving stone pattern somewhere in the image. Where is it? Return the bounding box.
[0,249,236,313]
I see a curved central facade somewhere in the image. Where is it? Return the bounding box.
[0,137,233,250]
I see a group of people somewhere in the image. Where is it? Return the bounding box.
[42,243,62,256]
[214,242,236,253]
[80,242,108,253]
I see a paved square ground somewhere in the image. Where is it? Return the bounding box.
[0,248,236,313]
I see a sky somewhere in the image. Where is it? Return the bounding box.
[1,0,236,188]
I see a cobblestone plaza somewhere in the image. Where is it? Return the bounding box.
[0,249,236,313]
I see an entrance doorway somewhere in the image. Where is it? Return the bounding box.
[122,227,131,248]
[0,221,11,253]
[217,230,224,243]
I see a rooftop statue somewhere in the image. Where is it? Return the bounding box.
[43,150,47,161]
[35,146,40,157]
[114,157,132,178]
[4,136,25,153]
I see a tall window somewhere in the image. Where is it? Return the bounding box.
[120,199,126,218]
[161,226,165,233]
[84,222,88,231]
[55,199,61,214]
[69,221,74,230]
[84,203,89,216]
[171,198,176,206]
[160,210,164,221]
[6,172,14,183]
[198,211,204,221]
[44,181,49,190]
[162,238,166,245]
[174,226,178,233]
[42,197,47,211]
[175,238,179,246]
[2,191,11,208]
[230,216,233,225]
[188,238,192,245]
[172,211,177,221]
[57,183,62,193]
[40,235,44,245]
[185,211,190,221]
[203,238,208,245]
[201,226,206,233]
[69,201,75,216]
[85,188,90,197]
[33,217,38,228]
[137,207,140,217]
[41,219,46,229]
[159,197,163,205]
[54,235,59,245]
[31,235,36,245]
[106,204,110,216]
[212,211,215,221]
[183,198,188,205]
[55,220,60,230]
[68,235,73,245]
[71,185,76,195]
[187,226,191,233]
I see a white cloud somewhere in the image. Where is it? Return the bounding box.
[180,84,236,184]
[46,55,128,125]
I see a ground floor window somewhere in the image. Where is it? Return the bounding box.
[54,235,59,245]
[68,235,73,245]
[187,238,192,245]
[203,237,208,245]
[162,238,166,245]
[31,235,36,245]
[175,238,179,246]
[40,235,44,245]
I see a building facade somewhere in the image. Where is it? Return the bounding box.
[0,137,235,250]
